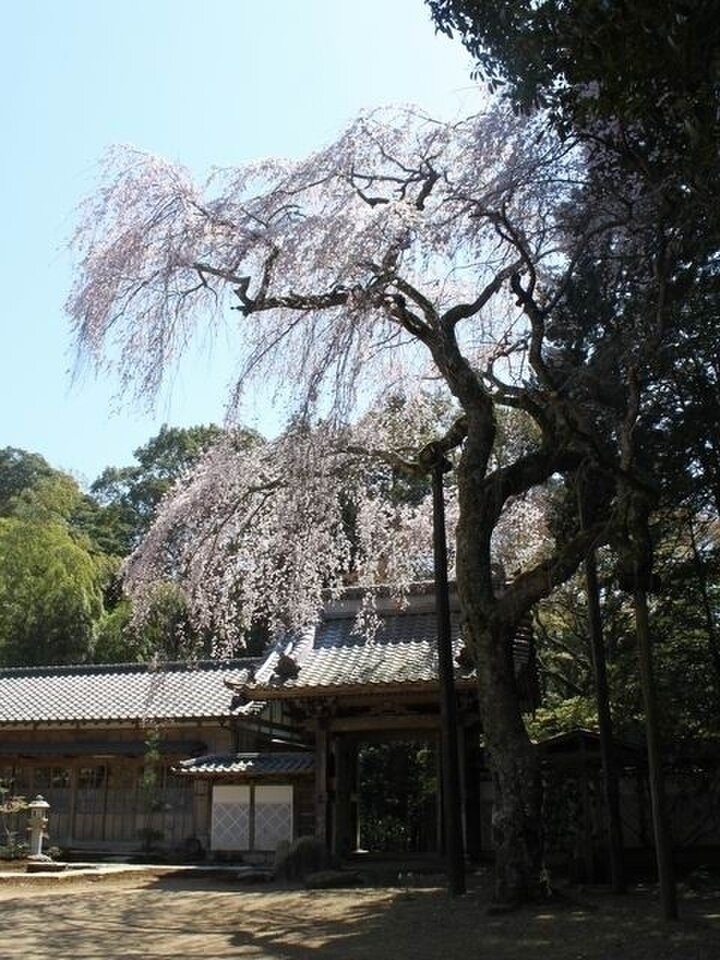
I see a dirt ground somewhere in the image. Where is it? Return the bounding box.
[0,870,719,960]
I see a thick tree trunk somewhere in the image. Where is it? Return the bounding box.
[455,414,544,903]
[484,705,544,903]
[470,615,544,903]
[432,460,466,896]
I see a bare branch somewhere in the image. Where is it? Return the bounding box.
[345,413,468,477]
[497,521,612,625]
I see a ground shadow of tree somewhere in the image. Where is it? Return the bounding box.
[0,874,719,959]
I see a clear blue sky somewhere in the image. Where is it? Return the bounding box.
[1,0,476,484]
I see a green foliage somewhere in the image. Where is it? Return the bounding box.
[0,428,258,667]
[0,447,105,547]
[0,780,28,861]
[526,697,599,742]
[533,522,720,743]
[0,516,109,666]
[140,726,162,801]
[534,573,599,700]
[0,448,55,515]
[428,0,719,176]
[7,472,81,524]
[610,528,720,740]
[0,837,29,861]
[93,583,203,663]
[92,598,134,663]
[88,423,231,555]
[358,741,437,853]
[0,781,26,815]
[0,447,119,666]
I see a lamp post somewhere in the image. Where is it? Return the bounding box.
[431,456,466,897]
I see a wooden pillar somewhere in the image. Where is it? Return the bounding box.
[315,718,329,844]
[579,485,625,892]
[579,740,595,883]
[248,784,256,850]
[101,764,110,843]
[463,724,483,862]
[350,740,359,852]
[67,765,79,847]
[331,736,355,858]
[634,585,678,919]
[435,733,444,854]
[192,779,211,849]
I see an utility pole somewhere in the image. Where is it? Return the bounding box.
[577,482,625,893]
[431,456,466,897]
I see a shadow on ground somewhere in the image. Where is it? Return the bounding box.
[0,872,719,960]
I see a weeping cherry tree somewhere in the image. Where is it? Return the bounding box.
[68,103,617,902]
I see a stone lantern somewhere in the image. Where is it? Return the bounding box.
[27,795,50,860]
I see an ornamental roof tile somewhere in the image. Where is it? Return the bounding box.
[0,659,260,726]
[173,751,315,777]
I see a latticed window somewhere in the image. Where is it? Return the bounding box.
[211,784,293,852]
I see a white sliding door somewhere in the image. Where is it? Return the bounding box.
[254,785,293,851]
[211,784,250,850]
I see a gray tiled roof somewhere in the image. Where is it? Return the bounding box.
[173,751,315,777]
[0,738,207,758]
[240,612,478,695]
[242,608,531,697]
[0,659,259,726]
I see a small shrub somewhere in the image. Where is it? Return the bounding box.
[304,869,363,889]
[0,834,29,861]
[137,827,164,853]
[273,835,336,882]
[0,782,28,861]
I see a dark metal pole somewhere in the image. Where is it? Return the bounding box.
[432,458,466,896]
[584,546,626,893]
[634,585,678,920]
[577,485,625,893]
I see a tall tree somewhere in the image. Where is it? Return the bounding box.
[67,105,628,902]
[428,4,718,916]
[0,449,115,666]
[0,517,109,666]
[88,423,232,556]
[427,0,719,177]
[0,448,55,513]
